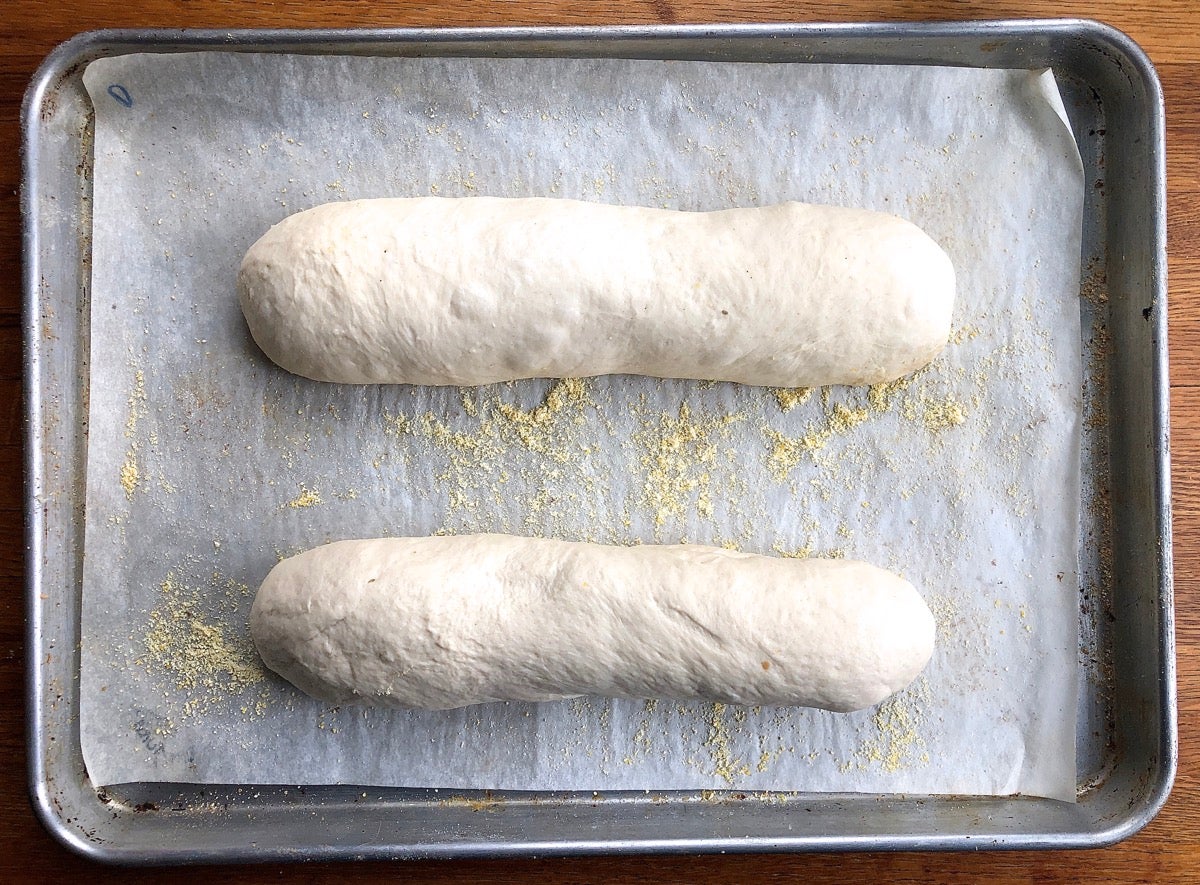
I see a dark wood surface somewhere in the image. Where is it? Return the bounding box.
[2,1,1196,881]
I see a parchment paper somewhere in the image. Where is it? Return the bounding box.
[80,53,1084,800]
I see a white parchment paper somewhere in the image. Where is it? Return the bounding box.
[80,53,1083,800]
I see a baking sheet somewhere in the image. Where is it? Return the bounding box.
[79,52,1083,800]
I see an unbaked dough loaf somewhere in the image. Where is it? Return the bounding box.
[238,197,954,387]
[250,535,935,712]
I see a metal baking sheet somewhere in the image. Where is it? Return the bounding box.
[23,22,1174,862]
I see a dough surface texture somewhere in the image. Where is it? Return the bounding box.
[250,535,935,712]
[238,197,954,387]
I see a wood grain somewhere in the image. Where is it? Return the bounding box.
[2,1,1195,881]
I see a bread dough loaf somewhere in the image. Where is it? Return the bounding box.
[238,197,954,387]
[250,535,935,712]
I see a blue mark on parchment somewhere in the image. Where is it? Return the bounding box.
[107,84,134,108]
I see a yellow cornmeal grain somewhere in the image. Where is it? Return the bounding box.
[765,402,870,479]
[894,381,976,434]
[704,702,751,785]
[120,369,148,499]
[125,369,146,438]
[382,412,411,436]
[756,745,790,773]
[862,696,924,773]
[926,593,960,645]
[623,699,659,765]
[636,402,742,529]
[772,541,814,559]
[921,398,967,432]
[1006,481,1030,518]
[771,387,812,412]
[137,574,266,720]
[285,486,322,509]
[635,699,657,753]
[827,402,870,434]
[866,372,919,412]
[419,413,482,453]
[765,360,969,479]
[841,677,930,774]
[388,379,598,528]
[119,456,140,500]
[440,795,502,812]
[949,323,982,345]
[496,377,587,454]
[764,428,823,479]
[460,391,479,417]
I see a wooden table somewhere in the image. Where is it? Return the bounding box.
[2,1,1194,881]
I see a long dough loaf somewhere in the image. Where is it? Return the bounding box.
[238,197,954,387]
[250,535,935,712]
